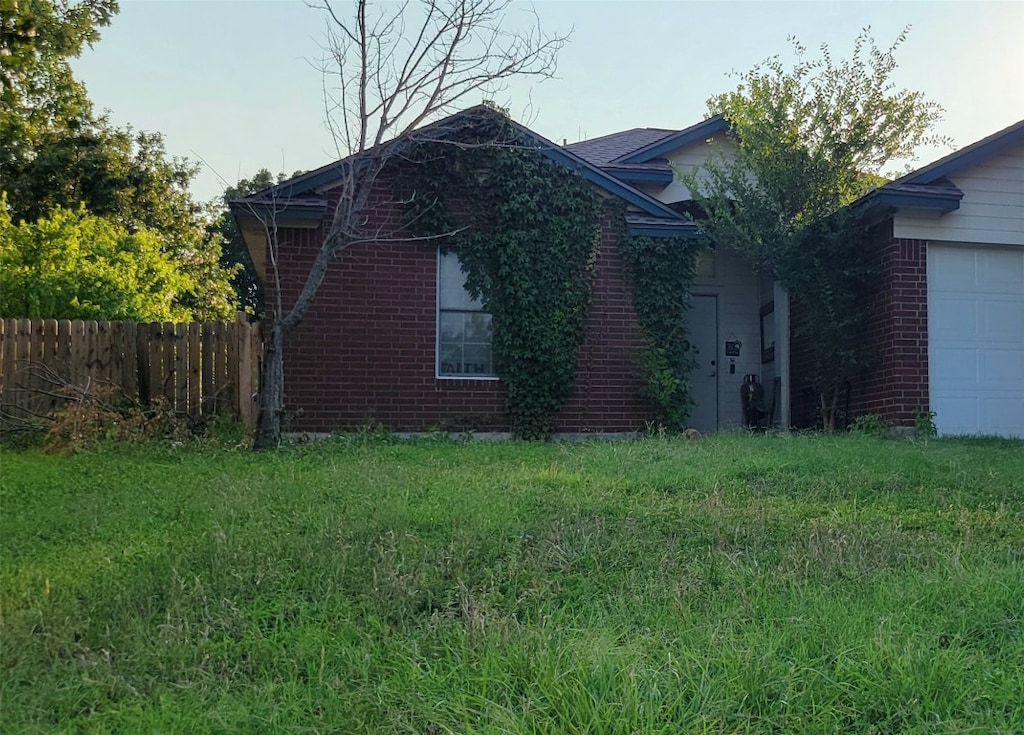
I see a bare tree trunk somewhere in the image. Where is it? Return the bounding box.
[819,385,841,433]
[253,321,286,449]
[252,222,353,448]
[829,386,840,432]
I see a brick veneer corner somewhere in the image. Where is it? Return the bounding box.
[790,218,930,429]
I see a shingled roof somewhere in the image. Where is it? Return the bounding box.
[565,128,679,165]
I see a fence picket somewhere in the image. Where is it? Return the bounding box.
[188,323,201,421]
[85,321,100,387]
[0,320,16,420]
[200,322,214,416]
[147,323,162,405]
[214,323,226,413]
[40,319,59,415]
[24,320,41,416]
[173,323,188,412]
[55,320,72,396]
[226,321,238,418]
[120,322,138,400]
[70,321,86,390]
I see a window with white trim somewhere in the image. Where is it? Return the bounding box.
[437,251,495,378]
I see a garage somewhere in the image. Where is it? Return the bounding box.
[928,244,1024,437]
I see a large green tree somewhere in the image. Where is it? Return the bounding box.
[682,29,946,430]
[1,0,116,183]
[1,0,238,321]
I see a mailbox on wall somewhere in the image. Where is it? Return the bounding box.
[725,339,741,374]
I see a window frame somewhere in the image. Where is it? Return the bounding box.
[435,250,499,381]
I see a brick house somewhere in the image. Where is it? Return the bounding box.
[232,109,1023,438]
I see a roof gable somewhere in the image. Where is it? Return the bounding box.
[859,118,1024,219]
[614,115,730,164]
[891,118,1024,185]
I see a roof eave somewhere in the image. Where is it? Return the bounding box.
[858,188,963,220]
[228,198,328,226]
[624,217,700,238]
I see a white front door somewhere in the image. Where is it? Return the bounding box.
[928,244,1024,437]
[688,294,719,432]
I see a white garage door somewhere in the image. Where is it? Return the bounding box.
[928,244,1024,437]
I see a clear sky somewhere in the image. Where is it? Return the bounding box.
[72,0,1024,202]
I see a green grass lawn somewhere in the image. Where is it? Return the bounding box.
[2,433,1023,733]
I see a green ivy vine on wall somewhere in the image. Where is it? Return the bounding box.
[618,232,706,430]
[402,114,603,439]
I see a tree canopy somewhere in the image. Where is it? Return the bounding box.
[1,0,117,184]
[0,0,239,321]
[683,29,946,430]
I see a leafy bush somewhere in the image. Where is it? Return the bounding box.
[914,410,938,439]
[0,204,193,321]
[849,413,889,436]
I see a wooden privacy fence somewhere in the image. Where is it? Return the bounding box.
[0,317,262,431]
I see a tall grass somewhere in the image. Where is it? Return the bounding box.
[2,433,1022,732]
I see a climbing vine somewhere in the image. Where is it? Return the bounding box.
[619,232,706,430]
[403,115,603,439]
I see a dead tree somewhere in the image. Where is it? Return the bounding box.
[248,0,566,448]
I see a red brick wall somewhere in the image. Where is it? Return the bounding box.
[265,186,653,434]
[789,218,930,429]
[848,221,930,426]
[557,210,651,432]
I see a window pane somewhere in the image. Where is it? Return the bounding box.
[439,342,463,376]
[438,251,482,310]
[461,344,493,375]
[464,312,492,342]
[439,311,464,342]
[695,251,716,278]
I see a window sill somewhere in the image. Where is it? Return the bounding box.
[436,374,500,381]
